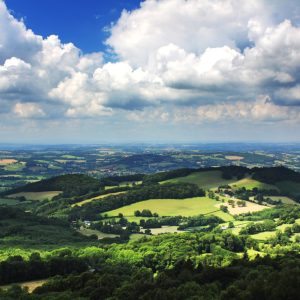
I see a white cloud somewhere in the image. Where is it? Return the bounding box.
[13,102,45,118]
[1,0,300,127]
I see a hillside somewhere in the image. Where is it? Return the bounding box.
[3,174,102,198]
[0,206,96,248]
[0,165,300,299]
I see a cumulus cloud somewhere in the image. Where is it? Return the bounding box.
[13,102,45,118]
[1,0,300,126]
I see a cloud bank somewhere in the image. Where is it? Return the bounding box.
[1,0,300,139]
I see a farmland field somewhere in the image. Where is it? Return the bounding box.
[7,191,61,201]
[72,191,126,207]
[250,231,276,241]
[215,201,268,215]
[78,227,119,239]
[230,178,277,190]
[267,196,297,204]
[0,159,18,165]
[0,279,47,293]
[106,197,234,221]
[161,170,236,190]
[225,156,244,161]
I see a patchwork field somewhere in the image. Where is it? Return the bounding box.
[161,170,236,190]
[225,156,244,161]
[0,159,18,165]
[106,197,233,221]
[8,191,61,201]
[72,191,126,207]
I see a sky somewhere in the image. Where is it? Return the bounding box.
[1,0,300,143]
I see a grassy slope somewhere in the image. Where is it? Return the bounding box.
[7,191,61,201]
[106,197,233,221]
[230,178,278,190]
[267,196,297,204]
[161,170,236,190]
[72,191,126,207]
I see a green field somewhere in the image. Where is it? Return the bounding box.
[267,196,297,204]
[161,170,236,190]
[250,231,276,241]
[72,191,126,207]
[106,197,233,221]
[0,198,20,205]
[8,191,61,201]
[230,178,277,190]
[78,227,119,239]
[4,162,26,171]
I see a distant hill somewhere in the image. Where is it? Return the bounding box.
[3,166,300,200]
[3,174,101,197]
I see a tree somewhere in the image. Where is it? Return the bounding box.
[220,205,229,213]
[134,210,141,217]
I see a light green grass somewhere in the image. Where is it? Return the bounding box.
[106,197,233,221]
[61,155,84,159]
[4,162,26,171]
[78,227,118,239]
[267,196,297,204]
[161,170,236,190]
[129,233,146,241]
[230,178,277,190]
[250,231,276,240]
[72,191,126,207]
[8,191,61,201]
[143,226,180,235]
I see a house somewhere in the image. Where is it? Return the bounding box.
[84,220,91,227]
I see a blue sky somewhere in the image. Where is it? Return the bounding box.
[6,0,141,53]
[1,0,300,143]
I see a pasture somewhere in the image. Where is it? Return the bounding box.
[215,200,268,215]
[141,226,181,235]
[225,156,244,161]
[0,279,47,293]
[267,196,297,204]
[72,191,126,207]
[78,227,119,239]
[8,191,61,201]
[161,170,236,190]
[106,197,234,221]
[230,178,277,190]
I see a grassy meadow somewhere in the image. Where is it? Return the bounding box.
[106,196,234,221]
[8,191,61,201]
[161,170,236,189]
[72,191,126,207]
